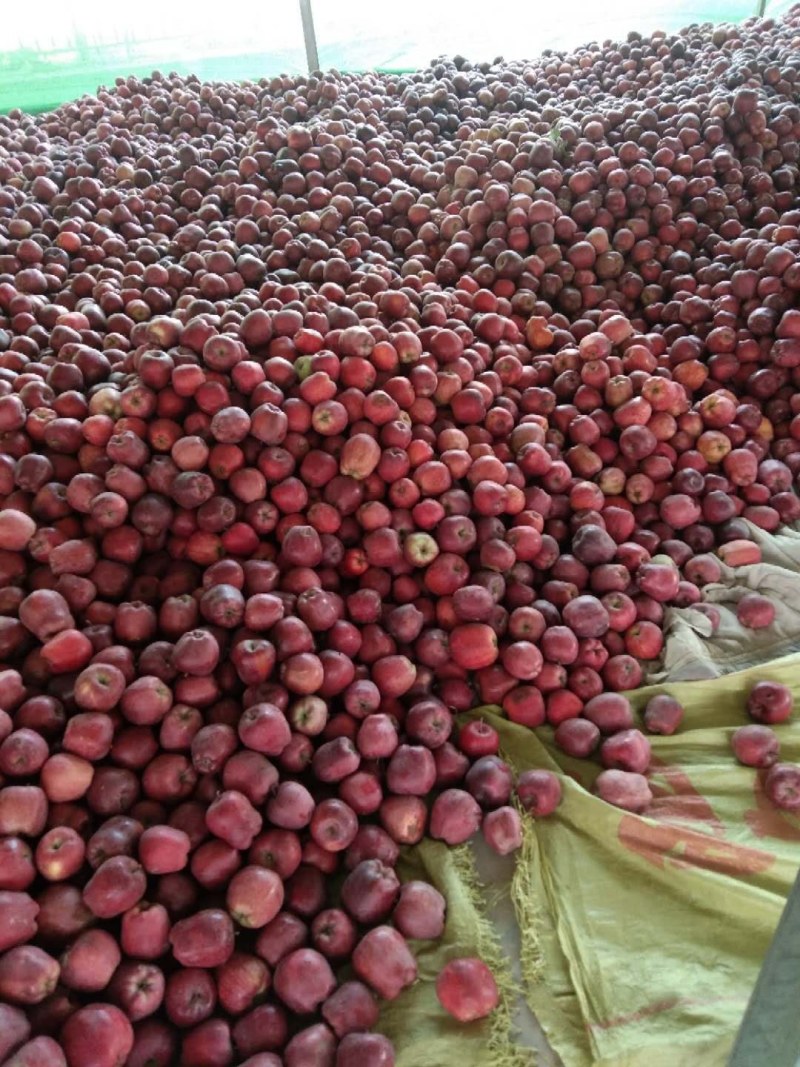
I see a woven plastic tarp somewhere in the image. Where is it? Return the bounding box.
[384,655,800,1067]
[380,524,800,1065]
[0,0,794,115]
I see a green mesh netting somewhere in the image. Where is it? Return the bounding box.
[0,0,788,115]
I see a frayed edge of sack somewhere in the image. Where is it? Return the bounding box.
[499,747,546,993]
[509,809,546,992]
[451,842,537,1067]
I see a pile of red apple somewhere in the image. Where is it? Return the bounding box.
[0,7,799,1065]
